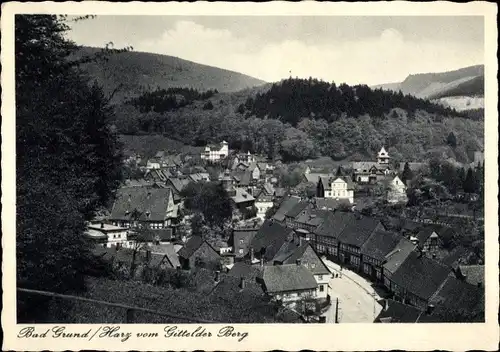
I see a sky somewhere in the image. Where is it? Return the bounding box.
[66,16,484,86]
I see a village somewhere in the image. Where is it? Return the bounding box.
[86,141,485,323]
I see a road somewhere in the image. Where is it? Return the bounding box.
[321,257,383,323]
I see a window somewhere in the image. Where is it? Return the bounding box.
[319,285,324,292]
[239,249,244,254]
[318,275,323,281]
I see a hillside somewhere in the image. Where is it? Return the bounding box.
[113,78,483,165]
[72,47,266,104]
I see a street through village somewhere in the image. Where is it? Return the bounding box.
[321,257,383,323]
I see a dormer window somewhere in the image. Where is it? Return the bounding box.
[146,211,151,218]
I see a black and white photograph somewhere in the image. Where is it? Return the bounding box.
[2,1,499,351]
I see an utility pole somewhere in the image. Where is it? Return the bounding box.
[335,297,340,323]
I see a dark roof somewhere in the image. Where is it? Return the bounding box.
[110,187,172,222]
[314,197,351,210]
[383,237,416,274]
[151,228,173,241]
[361,229,403,262]
[458,265,484,286]
[177,236,205,259]
[427,276,484,322]
[250,220,295,262]
[294,208,329,227]
[272,196,301,222]
[227,262,263,281]
[166,177,190,193]
[230,228,258,258]
[313,211,357,239]
[148,244,180,268]
[285,201,311,219]
[375,299,423,323]
[337,216,384,247]
[275,243,331,275]
[262,264,318,293]
[390,251,451,300]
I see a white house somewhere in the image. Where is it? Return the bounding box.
[383,175,407,203]
[201,141,229,162]
[248,162,261,180]
[377,146,391,164]
[86,223,132,248]
[255,194,274,220]
[146,157,161,170]
[319,176,355,203]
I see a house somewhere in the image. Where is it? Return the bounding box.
[385,250,451,309]
[337,215,385,270]
[411,224,456,253]
[148,243,181,269]
[188,173,210,183]
[303,173,334,184]
[228,228,258,260]
[425,275,484,322]
[377,146,391,164]
[254,193,274,220]
[247,162,261,180]
[284,201,312,228]
[374,299,423,323]
[473,150,484,168]
[109,187,177,229]
[293,208,329,233]
[177,236,221,270]
[146,157,161,170]
[250,220,297,263]
[272,196,302,223]
[231,187,255,210]
[144,169,172,183]
[85,223,132,248]
[165,177,191,202]
[227,261,263,281]
[313,197,351,211]
[352,162,390,184]
[311,211,357,257]
[317,176,355,203]
[380,175,407,203]
[271,242,331,299]
[455,265,484,287]
[201,141,229,163]
[360,229,403,282]
[260,263,318,304]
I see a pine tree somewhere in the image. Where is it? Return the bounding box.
[446,132,457,147]
[401,162,413,183]
[463,168,477,193]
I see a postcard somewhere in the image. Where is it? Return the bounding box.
[2,1,499,351]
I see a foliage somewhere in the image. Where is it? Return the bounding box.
[463,168,478,193]
[16,15,124,322]
[241,205,258,220]
[180,181,233,228]
[265,204,279,219]
[446,131,457,147]
[401,162,413,184]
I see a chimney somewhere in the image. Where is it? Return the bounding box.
[299,236,303,246]
[215,270,221,282]
[100,222,105,229]
[296,259,302,266]
[260,258,264,268]
[239,277,246,289]
[146,250,151,262]
[384,299,389,311]
[250,248,255,262]
[426,304,435,315]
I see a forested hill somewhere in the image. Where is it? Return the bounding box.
[72,47,266,104]
[113,77,483,164]
[235,78,469,126]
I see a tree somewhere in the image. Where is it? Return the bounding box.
[265,204,279,219]
[401,162,413,184]
[446,132,457,147]
[16,15,123,322]
[463,168,477,193]
[202,100,214,110]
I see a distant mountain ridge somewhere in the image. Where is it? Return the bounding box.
[72,47,267,104]
[373,65,484,99]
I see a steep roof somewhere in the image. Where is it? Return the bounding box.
[337,216,384,248]
[330,176,355,190]
[294,209,329,228]
[375,299,422,323]
[149,243,180,268]
[314,197,351,210]
[167,177,190,193]
[110,187,172,222]
[313,211,357,239]
[361,229,404,262]
[177,236,205,259]
[383,237,417,274]
[231,187,255,204]
[304,173,334,183]
[274,243,331,276]
[390,251,451,300]
[351,161,379,172]
[285,201,311,219]
[262,264,318,293]
[272,196,301,222]
[227,262,263,281]
[251,220,295,262]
